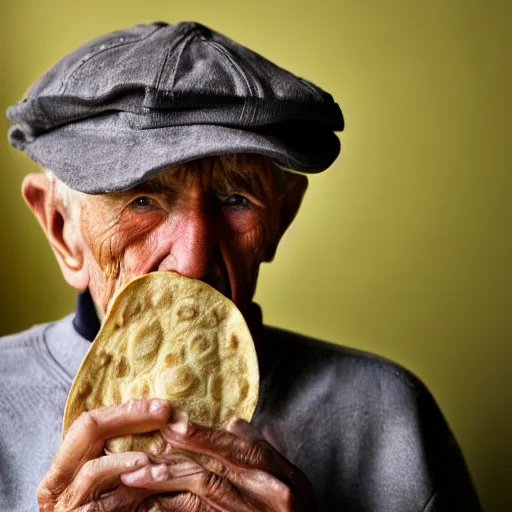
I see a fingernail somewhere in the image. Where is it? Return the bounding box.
[121,467,146,485]
[151,464,169,482]
[149,399,168,416]
[126,454,147,468]
[226,416,242,431]
[161,442,173,456]
[168,409,188,436]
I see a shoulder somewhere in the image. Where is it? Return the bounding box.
[265,325,453,451]
[0,323,69,511]
[0,321,68,391]
[0,314,87,387]
[263,326,483,511]
[265,325,428,407]
[0,323,49,364]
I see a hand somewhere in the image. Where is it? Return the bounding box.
[120,412,317,512]
[37,399,172,511]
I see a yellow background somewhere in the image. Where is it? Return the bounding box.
[0,1,510,510]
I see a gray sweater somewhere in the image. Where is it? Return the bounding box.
[0,306,482,511]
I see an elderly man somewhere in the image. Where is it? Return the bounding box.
[1,22,482,512]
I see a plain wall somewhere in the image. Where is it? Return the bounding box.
[0,1,510,510]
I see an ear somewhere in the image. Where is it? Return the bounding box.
[279,174,308,236]
[21,173,89,291]
[265,173,308,262]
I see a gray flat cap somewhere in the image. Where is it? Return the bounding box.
[6,22,344,193]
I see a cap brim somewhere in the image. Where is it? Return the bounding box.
[20,114,340,193]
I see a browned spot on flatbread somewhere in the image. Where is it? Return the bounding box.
[209,374,223,402]
[177,304,197,320]
[229,334,239,350]
[164,352,184,367]
[77,381,92,399]
[115,357,129,378]
[97,351,112,368]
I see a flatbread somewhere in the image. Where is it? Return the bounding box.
[62,272,259,455]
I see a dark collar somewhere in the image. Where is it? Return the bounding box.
[72,289,100,342]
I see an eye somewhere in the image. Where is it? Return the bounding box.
[222,195,252,208]
[130,196,153,210]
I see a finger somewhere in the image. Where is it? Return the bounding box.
[162,411,264,468]
[122,462,253,512]
[226,417,264,443]
[227,419,286,456]
[74,484,150,512]
[123,443,305,512]
[150,492,217,512]
[56,451,150,510]
[161,411,290,481]
[121,456,204,491]
[39,399,171,502]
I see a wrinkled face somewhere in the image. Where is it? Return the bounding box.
[77,155,288,317]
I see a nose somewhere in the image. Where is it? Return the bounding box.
[157,209,213,280]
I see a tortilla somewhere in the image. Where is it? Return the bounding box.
[62,271,259,455]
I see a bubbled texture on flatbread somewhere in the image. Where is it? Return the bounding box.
[63,272,259,455]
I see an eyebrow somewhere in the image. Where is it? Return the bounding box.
[104,161,274,206]
[113,179,184,200]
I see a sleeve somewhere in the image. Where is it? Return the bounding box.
[337,358,486,512]
[409,376,484,512]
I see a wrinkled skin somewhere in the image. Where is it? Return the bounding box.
[36,400,316,511]
[77,155,287,318]
[23,155,314,511]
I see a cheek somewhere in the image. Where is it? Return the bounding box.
[223,216,269,264]
[221,209,280,266]
[222,209,261,234]
[234,225,266,256]
[110,212,163,255]
[121,230,160,274]
[83,209,164,277]
[84,214,164,311]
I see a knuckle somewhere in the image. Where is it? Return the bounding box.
[159,492,202,512]
[254,438,275,460]
[126,398,145,413]
[151,463,170,482]
[280,484,293,508]
[138,464,153,481]
[214,461,229,479]
[37,470,67,505]
[36,481,58,508]
[76,410,100,437]
[55,491,83,512]
[135,452,150,466]
[183,492,204,512]
[223,436,257,467]
[241,443,264,467]
[80,458,100,486]
[187,494,203,512]
[201,456,228,478]
[201,472,226,498]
